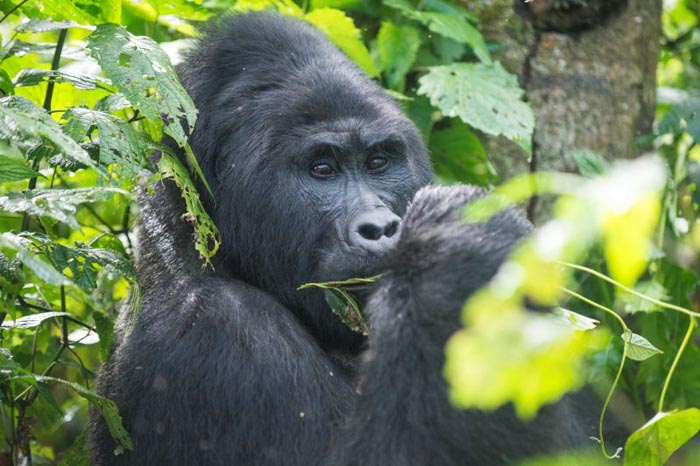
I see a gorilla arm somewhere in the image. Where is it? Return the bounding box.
[328,185,587,466]
[91,277,354,466]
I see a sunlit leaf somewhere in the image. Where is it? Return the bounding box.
[0,233,70,286]
[13,68,105,90]
[553,307,599,331]
[0,96,97,170]
[0,187,128,230]
[2,311,69,329]
[377,22,421,89]
[603,193,661,287]
[0,155,42,182]
[305,8,377,77]
[418,63,534,154]
[622,330,663,361]
[624,409,700,466]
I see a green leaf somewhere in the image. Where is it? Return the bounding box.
[624,409,700,466]
[93,311,115,361]
[573,150,610,178]
[0,155,43,182]
[13,68,104,90]
[35,375,132,453]
[553,307,599,331]
[305,8,377,77]
[62,107,155,179]
[0,96,97,170]
[0,68,14,95]
[377,22,421,90]
[124,0,213,36]
[622,330,664,361]
[19,0,120,24]
[15,18,92,33]
[428,120,497,186]
[151,154,220,266]
[323,288,368,335]
[410,12,490,64]
[658,99,700,143]
[0,187,128,230]
[417,63,534,154]
[2,311,69,329]
[616,280,669,314]
[0,233,71,286]
[86,25,208,192]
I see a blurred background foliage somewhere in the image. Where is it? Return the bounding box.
[0,0,698,465]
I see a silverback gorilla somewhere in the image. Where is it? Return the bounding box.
[90,12,598,466]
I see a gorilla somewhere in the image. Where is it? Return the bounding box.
[90,12,599,466]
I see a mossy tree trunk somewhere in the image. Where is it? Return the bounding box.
[466,0,663,222]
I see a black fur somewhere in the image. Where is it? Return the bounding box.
[90,12,596,466]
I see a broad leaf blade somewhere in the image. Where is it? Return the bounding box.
[0,155,42,182]
[377,22,421,89]
[624,409,700,466]
[622,330,663,361]
[417,63,534,155]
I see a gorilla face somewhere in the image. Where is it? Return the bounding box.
[178,13,432,343]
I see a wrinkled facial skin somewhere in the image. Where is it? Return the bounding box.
[178,16,432,346]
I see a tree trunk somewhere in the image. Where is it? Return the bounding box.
[466,0,662,222]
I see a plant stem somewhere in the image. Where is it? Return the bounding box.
[0,0,29,24]
[561,287,627,459]
[658,316,696,412]
[560,261,700,318]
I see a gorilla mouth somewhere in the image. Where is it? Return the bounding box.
[315,244,393,284]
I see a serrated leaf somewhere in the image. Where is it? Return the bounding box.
[35,375,132,453]
[0,233,71,286]
[553,307,599,331]
[0,188,128,230]
[624,409,700,466]
[151,154,220,266]
[16,19,92,33]
[377,22,421,89]
[0,96,96,170]
[305,8,377,77]
[86,25,208,192]
[409,12,490,64]
[417,63,534,154]
[0,155,42,182]
[13,68,103,90]
[2,311,69,329]
[428,120,497,185]
[622,330,663,361]
[94,93,131,113]
[62,107,155,179]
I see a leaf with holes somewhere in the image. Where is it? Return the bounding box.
[418,63,534,155]
[0,187,128,230]
[0,96,96,170]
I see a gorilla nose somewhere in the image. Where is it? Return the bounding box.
[349,209,401,252]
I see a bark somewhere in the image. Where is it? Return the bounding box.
[464,0,663,222]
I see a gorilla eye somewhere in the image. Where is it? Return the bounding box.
[367,156,388,171]
[310,162,335,177]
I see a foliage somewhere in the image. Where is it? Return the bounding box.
[0,0,698,465]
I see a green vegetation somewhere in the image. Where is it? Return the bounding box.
[0,0,698,464]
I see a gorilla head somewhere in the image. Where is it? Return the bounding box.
[176,13,432,346]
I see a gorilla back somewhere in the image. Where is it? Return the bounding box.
[90,12,592,466]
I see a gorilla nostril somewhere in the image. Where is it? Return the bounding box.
[358,223,383,241]
[384,220,399,239]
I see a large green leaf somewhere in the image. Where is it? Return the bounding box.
[0,233,70,287]
[377,22,421,90]
[410,12,489,64]
[624,409,700,466]
[151,154,220,266]
[0,155,43,182]
[86,24,207,189]
[418,63,534,154]
[428,120,497,186]
[62,107,155,179]
[0,187,128,230]
[0,96,96,170]
[305,8,377,77]
[18,0,120,24]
